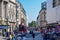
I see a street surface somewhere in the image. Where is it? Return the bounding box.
[17,31,43,40]
[1,31,43,40]
[26,33,43,40]
[0,36,6,40]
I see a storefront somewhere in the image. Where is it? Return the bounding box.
[0,25,10,36]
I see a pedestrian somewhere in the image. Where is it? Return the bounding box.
[29,30,35,40]
[2,32,4,37]
[23,37,27,40]
[51,28,57,40]
[56,27,60,40]
[6,32,9,37]
[44,29,47,40]
[11,37,16,40]
[9,34,13,40]
[32,32,35,38]
[47,28,51,40]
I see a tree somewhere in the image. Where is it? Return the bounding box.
[28,21,36,27]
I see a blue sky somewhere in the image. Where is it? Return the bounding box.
[17,0,46,22]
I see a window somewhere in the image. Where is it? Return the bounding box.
[53,0,56,7]
[4,2,7,19]
[9,5,12,19]
[58,0,60,5]
[0,2,1,18]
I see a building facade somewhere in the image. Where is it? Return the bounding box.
[16,2,27,27]
[36,15,40,27]
[0,0,9,25]
[37,2,47,28]
[0,0,16,32]
[39,9,47,27]
[0,0,10,33]
[0,0,27,32]
[8,0,16,32]
[16,2,21,27]
[46,0,60,25]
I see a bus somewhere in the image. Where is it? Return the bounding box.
[18,24,27,34]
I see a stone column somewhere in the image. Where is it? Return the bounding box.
[1,1,4,25]
[0,1,2,25]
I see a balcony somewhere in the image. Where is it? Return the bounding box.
[9,0,16,4]
[3,0,9,2]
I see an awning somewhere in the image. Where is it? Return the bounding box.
[0,25,10,29]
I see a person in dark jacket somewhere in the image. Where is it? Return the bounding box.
[30,30,35,39]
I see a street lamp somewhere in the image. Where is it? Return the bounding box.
[6,17,9,32]
[16,4,18,30]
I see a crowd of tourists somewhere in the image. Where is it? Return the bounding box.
[40,26,60,40]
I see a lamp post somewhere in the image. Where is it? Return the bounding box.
[16,4,18,30]
[6,17,9,32]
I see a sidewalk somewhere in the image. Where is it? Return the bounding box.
[0,36,6,40]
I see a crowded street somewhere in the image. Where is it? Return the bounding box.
[0,31,43,40]
[0,0,60,40]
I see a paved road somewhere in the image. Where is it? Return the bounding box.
[34,34,43,40]
[17,31,43,40]
[1,31,43,40]
[26,33,43,40]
